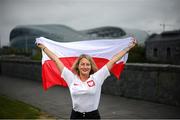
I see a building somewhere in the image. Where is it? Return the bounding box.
[10,24,148,49]
[145,30,180,64]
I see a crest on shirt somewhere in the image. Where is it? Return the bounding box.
[87,80,95,87]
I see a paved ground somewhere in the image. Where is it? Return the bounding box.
[0,75,180,119]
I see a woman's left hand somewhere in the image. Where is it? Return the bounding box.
[129,38,137,49]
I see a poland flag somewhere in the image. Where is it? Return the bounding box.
[36,37,133,90]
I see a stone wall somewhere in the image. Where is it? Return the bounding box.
[102,63,180,106]
[0,59,180,106]
[0,59,41,81]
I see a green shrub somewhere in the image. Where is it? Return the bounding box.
[127,45,147,63]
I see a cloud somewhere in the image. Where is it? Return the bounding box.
[0,0,180,46]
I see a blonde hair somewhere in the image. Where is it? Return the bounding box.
[72,54,98,75]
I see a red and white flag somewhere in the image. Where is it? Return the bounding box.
[36,37,133,90]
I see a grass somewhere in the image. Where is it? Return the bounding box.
[0,95,55,119]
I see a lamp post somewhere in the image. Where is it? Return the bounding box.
[25,35,28,53]
[0,35,1,48]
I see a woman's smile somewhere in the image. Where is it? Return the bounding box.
[79,58,91,76]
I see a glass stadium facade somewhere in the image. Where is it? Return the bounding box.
[10,24,148,49]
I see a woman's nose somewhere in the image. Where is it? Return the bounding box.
[84,64,90,68]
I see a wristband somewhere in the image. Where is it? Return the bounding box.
[42,47,46,51]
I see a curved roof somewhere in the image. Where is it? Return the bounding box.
[10,24,89,48]
[80,26,126,38]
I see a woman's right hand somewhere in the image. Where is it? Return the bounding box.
[37,43,45,49]
[36,42,65,73]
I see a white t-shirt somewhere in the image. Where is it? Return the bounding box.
[61,65,110,113]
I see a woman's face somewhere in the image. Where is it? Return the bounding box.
[78,58,91,76]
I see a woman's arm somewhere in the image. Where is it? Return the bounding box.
[106,38,137,70]
[37,43,64,73]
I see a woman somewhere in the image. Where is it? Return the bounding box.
[37,38,136,119]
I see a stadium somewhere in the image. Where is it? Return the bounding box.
[10,24,148,49]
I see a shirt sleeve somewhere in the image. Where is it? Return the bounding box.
[61,67,74,86]
[93,65,110,85]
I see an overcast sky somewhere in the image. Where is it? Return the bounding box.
[0,0,180,46]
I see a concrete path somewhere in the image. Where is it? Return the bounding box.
[0,75,180,119]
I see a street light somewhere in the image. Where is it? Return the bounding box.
[0,35,1,48]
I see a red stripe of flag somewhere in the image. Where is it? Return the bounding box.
[42,57,125,90]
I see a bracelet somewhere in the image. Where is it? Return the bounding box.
[42,47,46,51]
